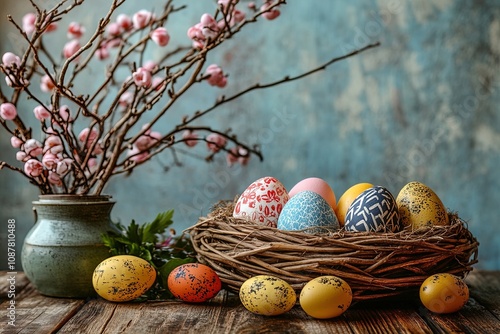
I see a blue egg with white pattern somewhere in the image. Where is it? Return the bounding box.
[277,191,340,233]
[344,186,401,232]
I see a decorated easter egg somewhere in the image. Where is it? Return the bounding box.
[300,276,352,319]
[288,177,337,210]
[396,181,449,230]
[344,186,401,232]
[335,182,373,227]
[277,190,340,233]
[167,263,222,303]
[233,176,289,228]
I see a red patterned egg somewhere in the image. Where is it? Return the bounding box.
[233,176,289,228]
[167,263,222,303]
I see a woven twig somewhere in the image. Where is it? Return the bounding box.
[187,201,479,301]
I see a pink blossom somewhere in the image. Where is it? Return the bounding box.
[143,60,158,72]
[106,38,122,48]
[24,139,43,157]
[205,64,227,88]
[132,67,152,88]
[43,135,63,154]
[187,23,204,40]
[200,14,219,39]
[0,103,17,120]
[24,159,44,177]
[45,21,58,33]
[95,47,109,60]
[150,27,170,47]
[226,147,239,166]
[107,22,122,37]
[22,13,36,35]
[182,130,198,147]
[230,9,246,25]
[10,136,23,148]
[117,14,133,31]
[63,39,81,59]
[33,105,51,121]
[127,146,149,163]
[261,2,281,20]
[59,105,72,122]
[78,127,99,147]
[56,158,73,176]
[48,171,62,186]
[135,131,161,151]
[40,74,56,92]
[152,76,165,91]
[206,133,227,152]
[118,91,134,108]
[226,146,249,166]
[237,147,250,165]
[2,52,21,68]
[16,151,28,162]
[67,22,85,39]
[132,10,154,30]
[217,0,233,10]
[42,152,60,169]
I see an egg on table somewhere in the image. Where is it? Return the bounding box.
[92,255,156,302]
[167,263,222,303]
[277,190,340,233]
[300,276,352,319]
[419,273,469,314]
[335,182,373,227]
[344,186,401,232]
[233,176,289,228]
[396,181,449,230]
[288,177,337,211]
[239,275,296,316]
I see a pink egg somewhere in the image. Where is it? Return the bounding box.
[233,176,289,228]
[289,177,337,210]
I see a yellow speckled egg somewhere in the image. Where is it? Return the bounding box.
[92,255,156,302]
[420,273,469,314]
[300,276,352,319]
[335,182,373,227]
[239,275,296,316]
[396,181,449,230]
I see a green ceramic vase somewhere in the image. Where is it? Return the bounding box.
[21,195,117,298]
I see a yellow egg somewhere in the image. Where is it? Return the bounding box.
[92,255,156,302]
[396,181,449,230]
[239,275,296,316]
[335,183,373,226]
[420,273,469,314]
[300,276,352,319]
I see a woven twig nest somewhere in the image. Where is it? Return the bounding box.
[187,200,479,301]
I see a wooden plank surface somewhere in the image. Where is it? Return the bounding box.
[1,271,500,334]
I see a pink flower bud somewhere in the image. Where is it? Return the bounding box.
[117,14,133,31]
[78,127,99,147]
[67,22,85,39]
[127,146,149,163]
[238,147,250,165]
[187,23,204,40]
[0,102,17,120]
[24,139,43,157]
[56,158,73,176]
[150,27,170,47]
[11,136,23,148]
[132,67,152,88]
[206,133,227,152]
[24,159,44,177]
[95,47,110,60]
[33,105,51,121]
[22,13,36,35]
[45,21,58,33]
[143,60,158,72]
[205,64,227,88]
[59,105,72,122]
[42,152,60,169]
[87,158,98,173]
[48,171,62,186]
[40,74,56,92]
[182,130,198,147]
[261,2,281,20]
[43,135,63,154]
[226,147,239,166]
[2,52,21,68]
[152,76,165,91]
[63,39,81,59]
[231,9,246,25]
[119,91,134,107]
[16,151,28,162]
[200,13,219,39]
[132,10,154,30]
[107,22,122,37]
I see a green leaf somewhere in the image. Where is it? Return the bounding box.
[142,210,174,244]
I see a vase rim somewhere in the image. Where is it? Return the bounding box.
[34,194,114,204]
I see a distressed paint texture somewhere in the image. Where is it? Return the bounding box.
[0,1,499,270]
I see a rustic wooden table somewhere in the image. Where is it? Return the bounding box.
[1,271,499,333]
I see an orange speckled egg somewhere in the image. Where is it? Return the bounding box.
[168,263,222,303]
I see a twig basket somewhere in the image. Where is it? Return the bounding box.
[187,200,479,301]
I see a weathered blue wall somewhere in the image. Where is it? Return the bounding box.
[1,1,499,270]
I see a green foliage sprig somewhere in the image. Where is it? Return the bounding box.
[102,210,196,300]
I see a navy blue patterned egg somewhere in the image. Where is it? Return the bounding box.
[277,191,340,233]
[344,186,401,232]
